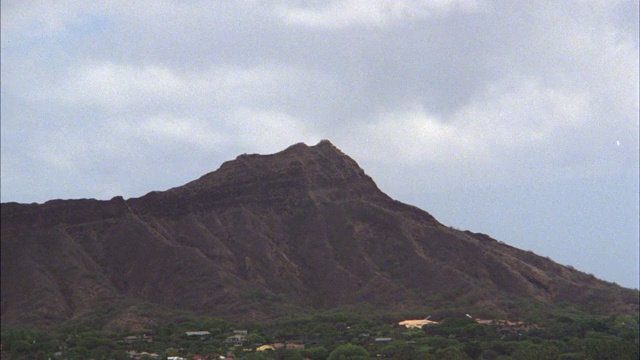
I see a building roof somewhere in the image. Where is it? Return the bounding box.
[398,319,439,328]
[375,337,393,342]
[257,345,275,351]
[186,331,211,336]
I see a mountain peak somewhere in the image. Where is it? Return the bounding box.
[283,139,336,151]
[125,140,389,216]
[239,139,342,161]
[190,140,379,196]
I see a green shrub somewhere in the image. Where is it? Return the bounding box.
[328,344,369,360]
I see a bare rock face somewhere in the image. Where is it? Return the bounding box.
[1,140,637,327]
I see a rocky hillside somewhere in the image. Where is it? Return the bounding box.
[2,140,637,328]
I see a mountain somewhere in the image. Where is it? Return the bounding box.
[1,140,637,329]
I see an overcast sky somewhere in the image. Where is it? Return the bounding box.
[2,1,638,289]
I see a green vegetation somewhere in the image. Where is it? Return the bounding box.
[328,344,368,359]
[1,309,638,359]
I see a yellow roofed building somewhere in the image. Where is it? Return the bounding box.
[399,319,439,329]
[256,345,275,351]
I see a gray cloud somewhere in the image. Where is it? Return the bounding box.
[3,0,637,194]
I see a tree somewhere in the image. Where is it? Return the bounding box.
[378,340,419,359]
[432,346,467,360]
[112,350,131,360]
[242,352,270,360]
[66,346,91,360]
[584,338,639,360]
[328,344,369,360]
[280,349,305,360]
[304,346,329,360]
[165,347,180,356]
[462,342,482,360]
[246,333,266,345]
[511,344,559,360]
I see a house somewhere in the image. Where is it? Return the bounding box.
[191,355,222,360]
[472,318,532,333]
[122,334,153,343]
[375,337,393,342]
[399,318,439,328]
[286,343,305,349]
[474,318,494,325]
[186,331,211,337]
[497,320,530,333]
[225,334,246,345]
[193,354,226,360]
[128,351,160,359]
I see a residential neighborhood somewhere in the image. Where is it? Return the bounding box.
[1,311,636,359]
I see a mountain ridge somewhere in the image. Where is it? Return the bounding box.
[2,140,637,329]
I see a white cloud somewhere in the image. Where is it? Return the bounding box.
[276,0,484,28]
[0,0,188,44]
[230,108,321,153]
[353,74,632,188]
[112,115,228,152]
[34,61,325,116]
[356,107,474,166]
[1,0,83,41]
[55,62,186,110]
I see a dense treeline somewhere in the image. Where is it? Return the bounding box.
[1,309,638,359]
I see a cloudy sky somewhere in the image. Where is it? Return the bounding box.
[2,1,638,288]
